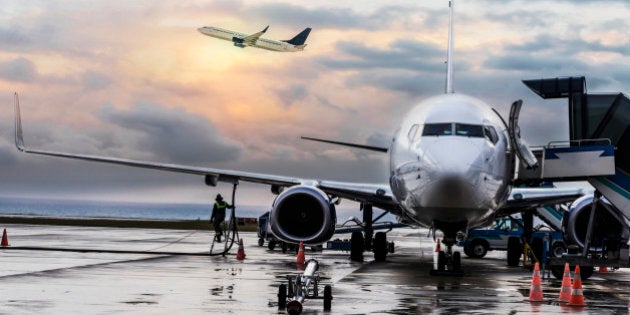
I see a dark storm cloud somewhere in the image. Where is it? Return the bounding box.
[100,102,242,164]
[0,57,37,82]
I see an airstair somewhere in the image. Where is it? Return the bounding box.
[520,76,630,219]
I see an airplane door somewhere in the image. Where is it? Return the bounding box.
[508,100,539,169]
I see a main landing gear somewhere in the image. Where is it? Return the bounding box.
[430,238,464,276]
[349,203,394,262]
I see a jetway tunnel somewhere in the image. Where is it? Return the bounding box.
[521,76,630,219]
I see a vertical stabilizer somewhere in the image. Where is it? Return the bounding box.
[445,0,454,94]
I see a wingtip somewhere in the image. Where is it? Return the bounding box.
[13,92,26,152]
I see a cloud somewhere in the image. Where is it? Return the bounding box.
[0,57,37,82]
[82,70,112,90]
[99,102,243,164]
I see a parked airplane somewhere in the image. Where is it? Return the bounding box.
[198,25,311,52]
[12,1,583,272]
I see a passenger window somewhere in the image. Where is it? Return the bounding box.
[422,123,452,136]
[455,124,484,137]
[484,126,499,144]
[408,124,419,141]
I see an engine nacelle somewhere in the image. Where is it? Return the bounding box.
[232,37,246,48]
[268,185,336,245]
[562,195,630,252]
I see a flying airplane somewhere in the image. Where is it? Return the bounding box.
[12,0,584,272]
[197,25,311,52]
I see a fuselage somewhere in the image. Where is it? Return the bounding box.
[197,26,305,52]
[389,93,513,235]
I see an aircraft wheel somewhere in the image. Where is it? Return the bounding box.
[278,284,287,309]
[507,237,521,267]
[281,242,288,253]
[268,240,277,251]
[323,285,332,311]
[258,238,264,247]
[452,251,462,271]
[437,251,446,271]
[373,232,387,262]
[350,232,365,262]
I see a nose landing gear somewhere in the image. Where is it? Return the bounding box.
[431,238,464,276]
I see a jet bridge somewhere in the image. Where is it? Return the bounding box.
[521,76,630,219]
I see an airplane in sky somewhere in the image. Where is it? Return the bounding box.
[12,0,584,272]
[197,25,311,52]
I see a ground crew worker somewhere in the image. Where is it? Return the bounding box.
[210,194,233,242]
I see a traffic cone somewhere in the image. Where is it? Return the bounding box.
[598,266,608,273]
[528,262,545,302]
[1,229,9,247]
[296,241,305,265]
[435,238,441,252]
[236,239,246,260]
[567,265,587,307]
[558,263,572,303]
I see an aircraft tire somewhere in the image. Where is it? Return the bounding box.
[258,238,264,247]
[350,232,365,262]
[373,232,387,262]
[507,237,521,266]
[323,285,332,311]
[278,284,287,309]
[268,240,277,250]
[437,251,446,271]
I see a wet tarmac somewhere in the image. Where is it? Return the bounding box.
[0,224,628,314]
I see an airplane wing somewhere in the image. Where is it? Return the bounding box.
[497,187,586,216]
[242,26,269,46]
[13,93,398,211]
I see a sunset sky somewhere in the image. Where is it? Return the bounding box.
[0,0,628,206]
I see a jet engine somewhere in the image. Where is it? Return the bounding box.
[268,185,336,245]
[562,195,630,252]
[232,37,245,48]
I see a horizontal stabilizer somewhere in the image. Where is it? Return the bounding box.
[301,136,388,153]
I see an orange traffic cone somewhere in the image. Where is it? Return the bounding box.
[598,266,608,273]
[296,241,305,265]
[236,239,246,260]
[435,238,441,252]
[528,262,544,302]
[567,265,587,307]
[558,263,572,303]
[1,229,9,247]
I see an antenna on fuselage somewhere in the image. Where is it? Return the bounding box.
[445,0,454,94]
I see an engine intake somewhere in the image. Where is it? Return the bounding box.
[269,185,336,245]
[562,195,630,252]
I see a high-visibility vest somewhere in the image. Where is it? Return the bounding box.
[215,202,227,209]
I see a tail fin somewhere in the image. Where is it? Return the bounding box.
[445,0,454,94]
[283,28,311,46]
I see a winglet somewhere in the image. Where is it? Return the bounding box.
[13,92,25,152]
[262,25,269,33]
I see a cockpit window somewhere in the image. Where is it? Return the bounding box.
[455,123,484,137]
[484,125,499,144]
[422,123,452,136]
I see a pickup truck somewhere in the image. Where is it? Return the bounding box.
[461,216,566,259]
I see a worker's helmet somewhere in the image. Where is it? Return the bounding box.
[215,194,223,201]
